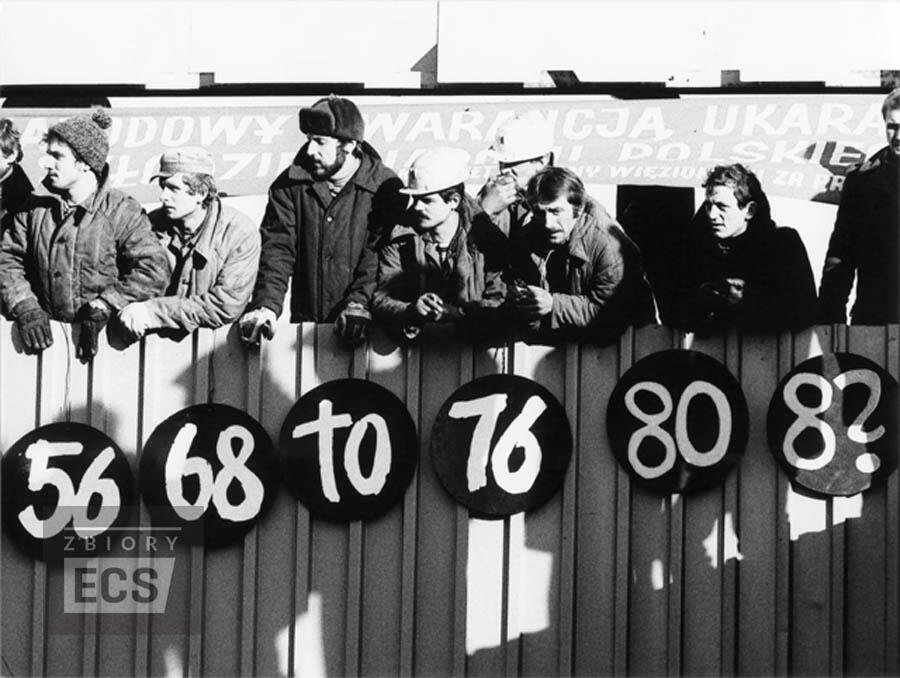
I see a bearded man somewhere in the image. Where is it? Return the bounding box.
[238,95,405,346]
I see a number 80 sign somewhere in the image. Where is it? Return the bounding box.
[607,350,749,494]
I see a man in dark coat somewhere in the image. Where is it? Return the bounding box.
[817,87,900,325]
[373,147,504,341]
[670,163,816,332]
[0,118,34,232]
[238,95,405,346]
[505,167,656,342]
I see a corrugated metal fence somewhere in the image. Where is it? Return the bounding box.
[1,320,898,677]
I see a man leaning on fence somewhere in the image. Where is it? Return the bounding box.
[372,147,504,341]
[117,147,260,342]
[817,86,900,325]
[503,167,656,342]
[669,163,817,332]
[238,95,406,347]
[0,109,169,361]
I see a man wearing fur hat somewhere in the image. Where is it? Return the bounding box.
[373,147,504,341]
[0,108,169,360]
[117,147,260,340]
[238,95,405,346]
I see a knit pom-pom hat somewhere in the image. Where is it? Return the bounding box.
[48,108,112,175]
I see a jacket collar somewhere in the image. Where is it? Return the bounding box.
[76,164,113,216]
[153,198,222,266]
[286,142,383,194]
[857,145,898,174]
[522,211,592,264]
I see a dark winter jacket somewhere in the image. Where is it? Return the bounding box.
[817,146,899,324]
[249,142,406,322]
[671,209,817,332]
[505,200,657,341]
[373,194,505,338]
[0,167,170,321]
[0,164,33,231]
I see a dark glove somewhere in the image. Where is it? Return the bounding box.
[697,282,728,322]
[334,302,372,346]
[12,299,53,353]
[238,307,278,346]
[75,300,112,362]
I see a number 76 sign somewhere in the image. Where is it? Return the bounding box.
[431,375,572,518]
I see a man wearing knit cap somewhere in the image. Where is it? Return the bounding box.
[0,108,169,360]
[117,146,260,340]
[239,94,405,347]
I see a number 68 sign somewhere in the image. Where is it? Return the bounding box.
[139,404,281,547]
[607,350,749,494]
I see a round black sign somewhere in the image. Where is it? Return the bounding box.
[139,404,280,547]
[431,374,572,518]
[767,352,898,496]
[279,379,418,522]
[2,422,135,559]
[607,350,749,494]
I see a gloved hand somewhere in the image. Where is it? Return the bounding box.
[118,301,153,344]
[76,299,112,362]
[12,299,53,354]
[718,278,745,306]
[239,307,277,346]
[334,301,372,346]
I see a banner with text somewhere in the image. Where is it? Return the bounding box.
[6,94,886,205]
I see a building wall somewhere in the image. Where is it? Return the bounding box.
[2,320,898,676]
[1,1,897,89]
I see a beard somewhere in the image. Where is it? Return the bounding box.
[303,145,348,180]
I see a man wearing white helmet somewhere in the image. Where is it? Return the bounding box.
[373,147,504,340]
[477,113,555,242]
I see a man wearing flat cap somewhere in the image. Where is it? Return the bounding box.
[373,147,504,340]
[0,108,169,361]
[239,94,405,346]
[117,146,260,341]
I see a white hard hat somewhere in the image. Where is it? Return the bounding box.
[490,114,554,164]
[400,147,470,196]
